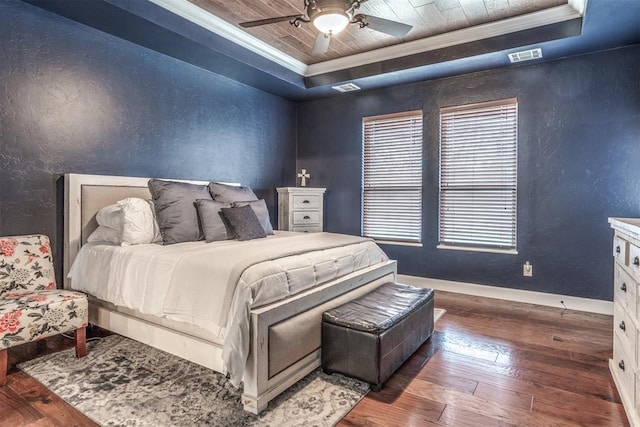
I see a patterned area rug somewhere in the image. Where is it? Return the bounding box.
[19,308,446,426]
[19,335,368,426]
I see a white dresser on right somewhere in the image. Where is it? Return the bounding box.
[609,217,640,427]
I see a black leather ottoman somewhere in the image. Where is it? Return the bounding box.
[321,282,434,390]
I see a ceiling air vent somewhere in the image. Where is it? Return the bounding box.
[508,48,543,63]
[332,83,361,93]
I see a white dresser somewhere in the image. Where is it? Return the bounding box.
[609,217,640,426]
[276,187,326,232]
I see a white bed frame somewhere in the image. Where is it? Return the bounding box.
[63,173,397,413]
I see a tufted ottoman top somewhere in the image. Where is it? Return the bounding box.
[322,282,433,333]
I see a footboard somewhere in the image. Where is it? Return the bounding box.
[242,259,397,413]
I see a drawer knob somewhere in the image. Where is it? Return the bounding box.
[616,246,621,254]
[634,256,640,266]
[620,320,626,331]
[302,200,310,204]
[621,283,627,292]
[303,215,311,220]
[619,360,625,371]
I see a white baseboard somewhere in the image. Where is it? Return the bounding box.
[398,274,613,315]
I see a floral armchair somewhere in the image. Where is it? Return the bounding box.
[0,235,88,386]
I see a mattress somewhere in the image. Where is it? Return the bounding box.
[68,231,388,384]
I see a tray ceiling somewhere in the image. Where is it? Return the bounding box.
[27,0,639,100]
[187,0,570,65]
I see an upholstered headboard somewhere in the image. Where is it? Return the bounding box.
[63,173,210,288]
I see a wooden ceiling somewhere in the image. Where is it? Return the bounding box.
[187,0,568,64]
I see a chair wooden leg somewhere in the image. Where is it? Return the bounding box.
[0,348,7,386]
[74,327,87,358]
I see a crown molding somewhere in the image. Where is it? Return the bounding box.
[148,0,307,75]
[149,0,583,80]
[569,0,587,14]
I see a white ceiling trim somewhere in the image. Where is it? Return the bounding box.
[569,0,587,14]
[149,0,583,79]
[306,4,582,77]
[148,0,307,74]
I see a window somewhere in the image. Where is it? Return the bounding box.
[439,98,518,253]
[362,110,423,244]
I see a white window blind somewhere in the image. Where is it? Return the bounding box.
[439,98,517,251]
[362,110,423,243]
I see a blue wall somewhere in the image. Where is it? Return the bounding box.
[297,46,640,301]
[0,1,297,276]
[3,1,639,301]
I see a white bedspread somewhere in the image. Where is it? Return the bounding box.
[68,231,388,384]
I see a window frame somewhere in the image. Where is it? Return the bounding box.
[438,98,518,254]
[361,110,424,246]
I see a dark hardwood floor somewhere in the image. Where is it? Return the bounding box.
[341,291,626,426]
[0,291,627,426]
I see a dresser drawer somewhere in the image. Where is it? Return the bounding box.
[615,235,630,267]
[629,243,640,282]
[291,225,322,233]
[293,195,320,209]
[293,211,319,225]
[616,266,638,320]
[614,333,636,403]
[615,302,637,367]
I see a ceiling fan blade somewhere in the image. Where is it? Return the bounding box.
[357,14,412,38]
[311,32,331,55]
[239,14,302,28]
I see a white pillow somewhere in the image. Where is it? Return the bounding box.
[96,204,122,229]
[118,198,162,245]
[88,198,161,245]
[87,225,122,244]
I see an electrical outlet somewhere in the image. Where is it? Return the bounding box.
[523,261,533,277]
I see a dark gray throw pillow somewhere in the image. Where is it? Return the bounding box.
[148,179,212,245]
[195,199,233,242]
[232,199,274,235]
[220,205,267,241]
[208,182,258,203]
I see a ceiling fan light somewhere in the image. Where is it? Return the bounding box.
[313,9,349,34]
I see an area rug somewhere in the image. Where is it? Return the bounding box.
[19,308,445,426]
[19,335,367,426]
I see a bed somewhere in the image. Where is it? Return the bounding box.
[63,173,397,414]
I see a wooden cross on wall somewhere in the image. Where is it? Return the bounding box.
[297,169,310,187]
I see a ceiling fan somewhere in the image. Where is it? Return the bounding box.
[239,0,413,56]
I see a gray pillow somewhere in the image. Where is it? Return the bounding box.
[232,199,274,235]
[208,182,258,203]
[148,179,212,244]
[220,205,267,241]
[195,199,233,242]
